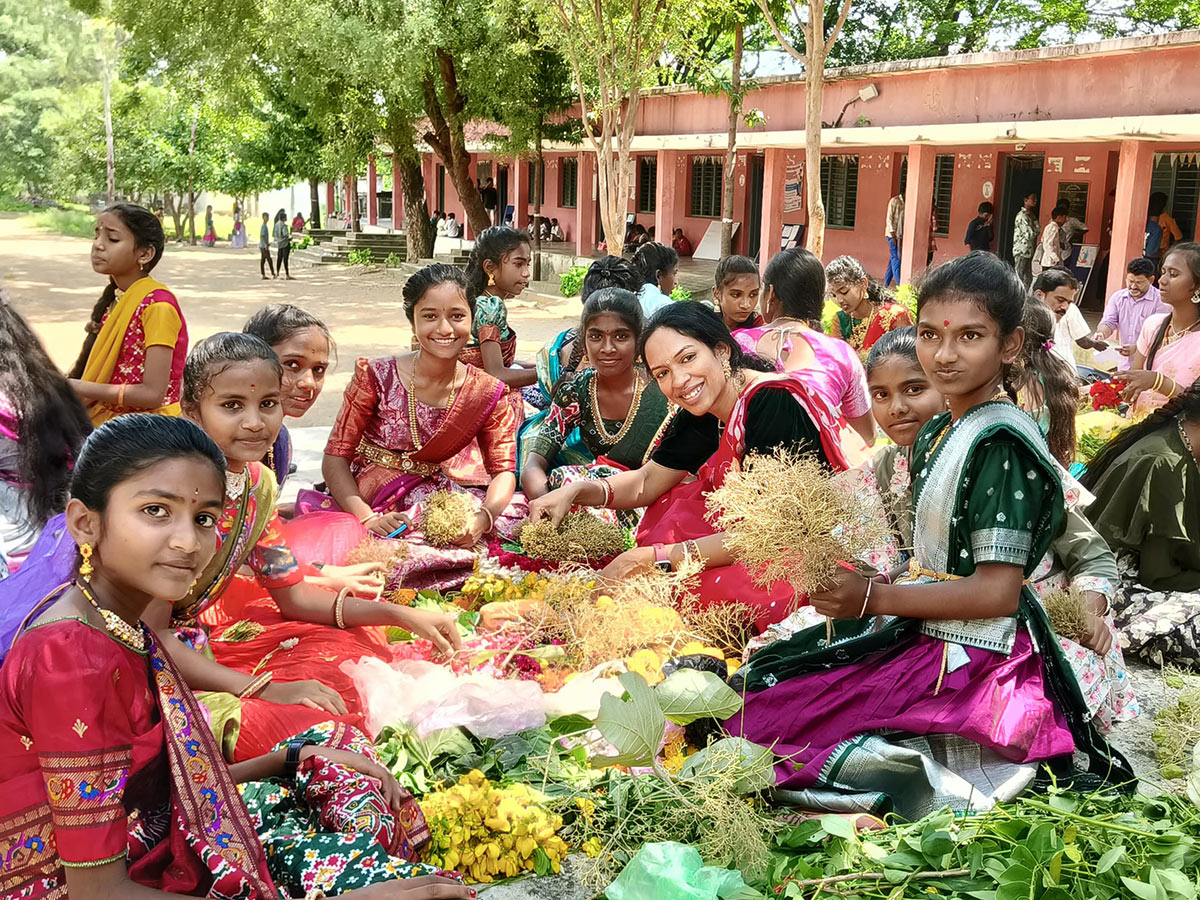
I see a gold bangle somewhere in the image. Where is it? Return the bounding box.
[358,511,379,525]
[116,383,128,407]
[597,478,614,508]
[477,506,495,533]
[1152,372,1164,394]
[334,587,349,629]
[238,670,273,699]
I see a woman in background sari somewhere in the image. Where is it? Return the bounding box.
[67,204,188,427]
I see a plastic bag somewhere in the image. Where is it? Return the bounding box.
[605,842,747,900]
[342,657,547,739]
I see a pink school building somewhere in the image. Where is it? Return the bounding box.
[339,30,1200,302]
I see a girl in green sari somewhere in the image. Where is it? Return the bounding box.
[732,253,1131,819]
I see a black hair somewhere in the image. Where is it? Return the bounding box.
[639,301,775,374]
[1127,257,1156,278]
[917,251,1025,338]
[762,248,826,326]
[1016,301,1078,466]
[0,291,92,528]
[401,263,473,323]
[632,242,678,289]
[182,333,283,406]
[275,208,287,222]
[714,255,759,291]
[865,325,919,376]
[464,226,530,300]
[581,256,642,300]
[243,304,335,359]
[1051,205,1069,219]
[69,204,166,379]
[1148,192,1169,217]
[1144,242,1200,366]
[552,288,644,399]
[1032,267,1079,294]
[71,414,226,514]
[826,255,894,306]
[977,202,994,215]
[1083,379,1200,490]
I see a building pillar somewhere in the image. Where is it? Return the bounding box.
[512,157,529,230]
[576,150,598,256]
[759,148,787,274]
[367,156,378,227]
[1107,140,1155,299]
[391,154,403,232]
[325,182,335,226]
[343,176,355,228]
[654,150,679,247]
[900,144,935,285]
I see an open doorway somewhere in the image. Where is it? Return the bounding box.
[997,153,1045,262]
[745,154,765,260]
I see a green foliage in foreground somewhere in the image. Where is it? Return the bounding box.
[346,248,374,266]
[560,264,588,297]
[670,286,693,303]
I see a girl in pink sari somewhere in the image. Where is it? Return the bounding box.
[528,303,867,630]
[734,248,876,445]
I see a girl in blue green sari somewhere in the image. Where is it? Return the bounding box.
[732,252,1132,819]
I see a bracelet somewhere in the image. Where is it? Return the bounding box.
[116,383,128,407]
[1152,372,1164,394]
[358,511,380,525]
[284,737,316,780]
[1165,377,1178,398]
[477,506,495,533]
[597,478,614,508]
[238,670,273,699]
[683,539,704,569]
[859,578,874,618]
[333,587,350,629]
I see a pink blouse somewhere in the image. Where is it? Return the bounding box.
[735,325,871,420]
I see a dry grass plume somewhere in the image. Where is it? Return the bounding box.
[517,513,625,563]
[421,490,478,547]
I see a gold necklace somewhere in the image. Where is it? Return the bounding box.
[1167,317,1200,344]
[77,580,146,651]
[407,354,459,451]
[590,372,644,446]
[926,389,1009,458]
[847,306,878,351]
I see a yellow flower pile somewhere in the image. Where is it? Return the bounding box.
[623,640,742,684]
[461,571,551,606]
[420,771,569,883]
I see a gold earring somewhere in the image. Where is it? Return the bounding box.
[721,357,732,381]
[487,272,496,288]
[78,543,94,581]
[190,579,199,592]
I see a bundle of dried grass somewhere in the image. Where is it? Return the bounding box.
[214,620,266,642]
[344,534,408,568]
[706,450,892,599]
[421,491,479,547]
[678,597,756,655]
[517,513,625,563]
[1041,585,1089,643]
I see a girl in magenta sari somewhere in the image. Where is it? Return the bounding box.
[528,303,868,631]
[316,264,526,591]
[0,415,467,900]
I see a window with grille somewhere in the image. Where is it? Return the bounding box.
[436,165,446,212]
[560,158,578,208]
[933,155,953,237]
[690,157,723,218]
[1151,152,1200,241]
[527,161,545,206]
[638,157,657,214]
[820,155,859,229]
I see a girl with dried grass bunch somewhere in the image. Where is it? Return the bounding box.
[310,263,528,590]
[527,301,869,630]
[729,253,1133,821]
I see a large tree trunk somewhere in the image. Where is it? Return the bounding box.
[102,62,115,204]
[721,24,744,257]
[309,178,320,230]
[532,141,544,281]
[397,147,432,261]
[164,191,183,239]
[805,60,826,259]
[186,108,198,245]
[421,52,491,237]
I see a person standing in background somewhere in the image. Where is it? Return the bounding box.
[884,187,905,287]
[1013,192,1039,286]
[291,210,306,233]
[273,209,293,280]
[1148,192,1182,266]
[201,204,216,247]
[481,177,498,225]
[964,201,994,252]
[1034,205,1070,275]
[259,211,275,280]
[231,201,247,249]
[1095,257,1168,371]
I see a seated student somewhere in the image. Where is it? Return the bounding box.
[632,242,679,317]
[549,217,566,241]
[521,288,674,529]
[729,253,1133,819]
[1083,381,1200,667]
[963,201,994,252]
[528,302,865,630]
[712,255,764,332]
[672,227,693,258]
[825,254,912,362]
[736,248,876,445]
[0,293,91,572]
[1094,257,1167,371]
[443,212,461,238]
[0,414,467,900]
[1033,268,1107,369]
[624,223,648,253]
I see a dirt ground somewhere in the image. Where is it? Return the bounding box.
[0,214,579,427]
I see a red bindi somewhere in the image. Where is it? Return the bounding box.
[943,320,950,327]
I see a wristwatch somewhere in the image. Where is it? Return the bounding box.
[653,543,673,572]
[284,738,317,780]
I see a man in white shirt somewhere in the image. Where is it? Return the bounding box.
[444,213,462,238]
[1033,205,1070,274]
[1033,267,1107,368]
[884,188,905,287]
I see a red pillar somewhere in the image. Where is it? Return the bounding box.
[343,176,354,228]
[325,182,335,226]
[654,150,679,247]
[759,148,787,274]
[391,154,403,231]
[1107,140,1155,299]
[367,156,378,227]
[512,157,529,230]
[900,144,935,284]
[576,150,598,255]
